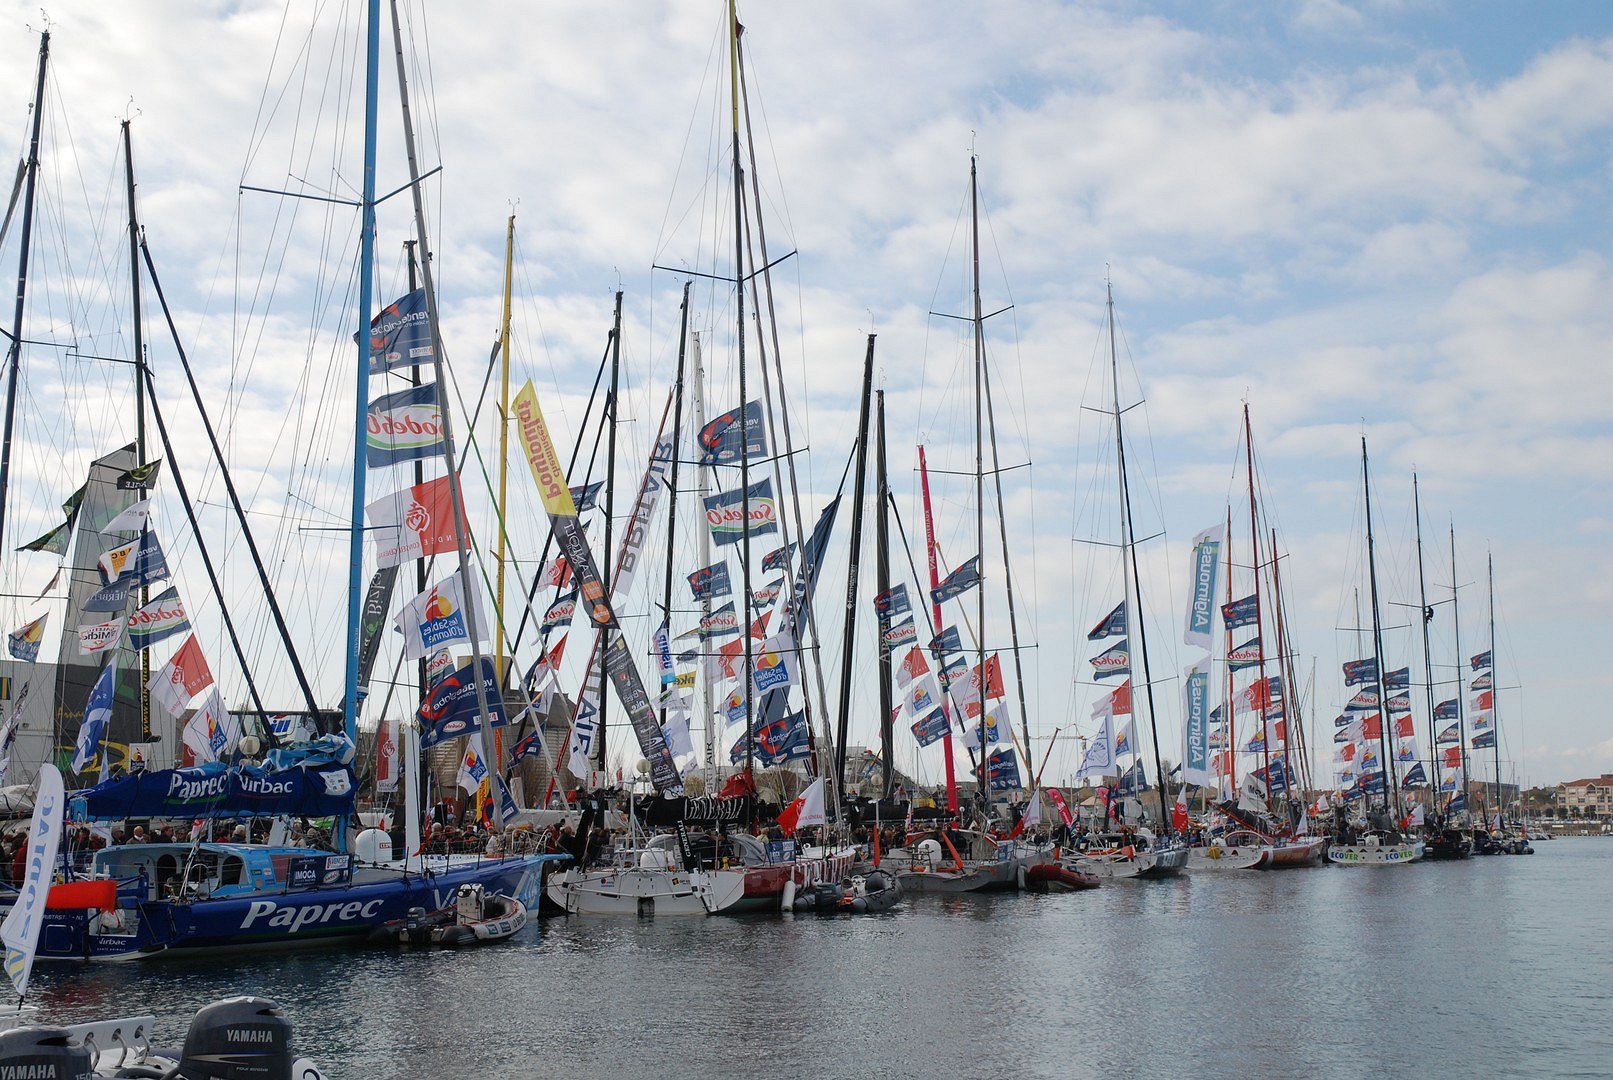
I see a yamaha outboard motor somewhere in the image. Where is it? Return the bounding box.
[177,996,294,1080]
[0,1026,94,1079]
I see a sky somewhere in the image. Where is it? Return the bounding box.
[0,0,1608,790]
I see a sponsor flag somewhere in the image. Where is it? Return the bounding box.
[1093,679,1133,719]
[1472,729,1496,749]
[1359,714,1383,740]
[1343,657,1378,686]
[687,561,732,600]
[931,555,982,604]
[776,777,826,837]
[762,543,795,573]
[733,708,812,767]
[1470,671,1492,691]
[355,566,399,695]
[181,688,241,764]
[699,602,740,639]
[895,646,930,690]
[365,475,468,568]
[16,519,71,555]
[96,534,169,588]
[375,717,399,793]
[1401,762,1428,787]
[1346,689,1379,712]
[1396,736,1420,762]
[569,481,604,512]
[100,499,152,536]
[874,584,911,624]
[7,616,46,662]
[1078,713,1114,779]
[1113,720,1136,758]
[125,586,190,650]
[81,575,132,613]
[1434,698,1459,720]
[880,616,917,655]
[1385,694,1411,715]
[987,748,1022,791]
[1470,649,1492,671]
[115,459,162,491]
[753,580,783,608]
[514,380,618,629]
[457,744,489,795]
[394,572,487,660]
[1221,594,1259,630]
[752,634,796,696]
[1472,689,1495,712]
[72,661,117,774]
[905,675,943,717]
[1117,760,1149,796]
[602,636,684,794]
[1470,709,1492,731]
[699,400,769,465]
[1047,787,1075,827]
[149,635,214,717]
[1383,666,1410,691]
[418,658,509,749]
[1,763,64,999]
[1440,769,1460,793]
[1087,600,1126,641]
[1441,745,1463,769]
[929,626,963,656]
[364,288,433,374]
[702,480,779,547]
[543,555,573,589]
[1436,722,1460,744]
[1090,639,1129,680]
[1227,636,1262,671]
[366,383,445,467]
[1180,658,1212,785]
[77,619,125,656]
[963,704,1008,750]
[542,591,577,634]
[939,656,968,693]
[910,707,949,747]
[1183,523,1225,647]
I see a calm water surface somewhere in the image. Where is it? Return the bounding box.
[24,837,1611,1078]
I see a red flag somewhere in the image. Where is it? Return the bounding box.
[1171,786,1190,832]
[718,771,757,799]
[1360,713,1383,740]
[1474,689,1494,711]
[1442,746,1462,768]
[897,646,930,688]
[1046,787,1075,827]
[1393,714,1415,739]
[150,634,215,717]
[1109,679,1132,716]
[776,778,826,837]
[46,879,118,911]
[976,654,1005,701]
[544,556,573,589]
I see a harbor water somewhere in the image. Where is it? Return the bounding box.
[23,838,1609,1078]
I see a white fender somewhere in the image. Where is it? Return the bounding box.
[781,879,797,912]
[1016,865,1027,891]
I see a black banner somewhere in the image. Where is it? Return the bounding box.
[602,636,682,795]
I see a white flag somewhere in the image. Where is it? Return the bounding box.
[77,619,125,656]
[0,764,64,999]
[457,742,489,795]
[1077,712,1115,780]
[393,571,487,660]
[1021,792,1042,830]
[101,499,153,536]
[181,689,241,764]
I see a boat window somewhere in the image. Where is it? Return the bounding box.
[219,856,246,887]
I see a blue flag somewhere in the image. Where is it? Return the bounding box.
[1087,600,1126,641]
[1342,657,1378,687]
[874,584,911,625]
[687,562,733,600]
[364,288,433,374]
[1434,698,1459,720]
[1221,594,1259,630]
[931,555,982,604]
[986,748,1022,791]
[910,708,949,747]
[366,383,445,467]
[418,658,510,748]
[73,660,117,775]
[1470,649,1492,671]
[1383,666,1410,691]
[762,543,795,573]
[699,400,769,465]
[930,626,963,656]
[1471,729,1496,750]
[569,481,604,512]
[1402,762,1428,787]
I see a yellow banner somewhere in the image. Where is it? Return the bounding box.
[513,381,579,518]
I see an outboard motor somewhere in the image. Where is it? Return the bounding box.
[0,1026,94,1079]
[177,996,294,1080]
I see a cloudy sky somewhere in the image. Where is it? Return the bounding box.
[0,1,1608,789]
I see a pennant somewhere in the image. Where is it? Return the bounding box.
[1183,523,1225,647]
[931,556,982,604]
[72,660,117,774]
[126,586,190,650]
[687,562,733,600]
[364,288,433,374]
[1090,638,1129,680]
[7,616,46,663]
[149,635,214,718]
[366,383,445,467]
[365,475,468,568]
[355,566,399,695]
[1221,593,1259,630]
[702,480,779,547]
[699,400,769,465]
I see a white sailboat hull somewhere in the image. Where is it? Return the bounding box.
[1186,842,1271,871]
[1069,842,1189,879]
[545,867,745,915]
[1326,839,1424,866]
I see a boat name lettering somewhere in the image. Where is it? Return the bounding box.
[240,897,385,931]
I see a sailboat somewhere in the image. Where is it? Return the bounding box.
[1064,281,1187,881]
[1326,438,1424,866]
[1410,476,1472,860]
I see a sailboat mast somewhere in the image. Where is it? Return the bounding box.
[0,31,48,555]
[122,119,152,740]
[980,343,1032,763]
[495,215,514,688]
[875,388,895,797]
[1269,528,1309,799]
[598,291,623,773]
[658,283,691,730]
[727,0,756,795]
[1487,551,1501,819]
[1449,524,1470,807]
[1412,474,1439,815]
[1243,406,1274,804]
[1224,506,1236,794]
[918,446,959,815]
[1107,282,1172,833]
[835,335,876,786]
[692,335,716,768]
[342,1,381,745]
[386,0,505,817]
[1360,438,1400,818]
[969,157,989,813]
[404,242,426,702]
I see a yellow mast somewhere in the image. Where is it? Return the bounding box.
[493,212,515,777]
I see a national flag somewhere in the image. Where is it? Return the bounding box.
[1090,638,1129,680]
[1086,600,1126,641]
[72,661,117,774]
[1342,657,1378,686]
[100,499,152,536]
[364,475,468,568]
[366,382,445,467]
[1221,594,1259,630]
[687,561,733,600]
[364,287,433,374]
[149,635,214,718]
[393,571,487,660]
[1470,649,1491,671]
[776,778,826,837]
[125,586,190,650]
[931,555,982,604]
[7,616,46,663]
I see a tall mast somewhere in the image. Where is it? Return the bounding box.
[874,388,895,797]
[692,335,715,769]
[835,335,876,786]
[1268,528,1308,798]
[1243,406,1273,805]
[728,0,757,799]
[1449,524,1470,808]
[1107,281,1171,834]
[969,156,989,815]
[404,241,426,702]
[1360,438,1399,818]
[657,283,691,732]
[597,291,622,773]
[0,31,48,556]
[342,1,381,744]
[1224,506,1236,794]
[1412,474,1438,815]
[979,332,1032,764]
[495,215,514,685]
[387,0,505,817]
[918,445,959,815]
[1487,551,1501,819]
[122,119,152,739]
